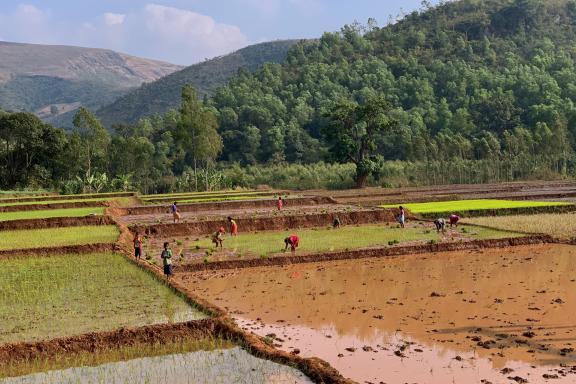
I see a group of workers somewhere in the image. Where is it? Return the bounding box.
[132,199,463,279]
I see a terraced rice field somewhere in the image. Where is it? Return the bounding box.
[0,197,111,207]
[0,253,204,344]
[382,199,571,214]
[0,207,105,222]
[0,225,119,250]
[465,212,576,239]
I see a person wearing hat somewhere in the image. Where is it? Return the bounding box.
[212,227,226,248]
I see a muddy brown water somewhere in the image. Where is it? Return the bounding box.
[181,244,576,383]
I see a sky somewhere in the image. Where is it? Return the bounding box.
[0,1,441,65]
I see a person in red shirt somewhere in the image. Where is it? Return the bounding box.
[277,196,283,211]
[449,214,461,227]
[284,234,299,252]
[227,216,238,236]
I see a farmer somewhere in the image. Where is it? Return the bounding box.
[397,206,406,228]
[133,232,143,260]
[434,218,446,233]
[449,214,461,227]
[160,242,173,280]
[284,234,300,252]
[171,202,181,223]
[212,227,225,248]
[333,216,341,229]
[228,216,238,236]
[277,196,284,211]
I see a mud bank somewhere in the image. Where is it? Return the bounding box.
[177,235,554,272]
[0,243,117,260]
[0,215,113,231]
[123,196,337,216]
[0,201,108,213]
[0,192,135,205]
[131,209,397,237]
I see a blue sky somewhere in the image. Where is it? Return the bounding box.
[0,1,441,65]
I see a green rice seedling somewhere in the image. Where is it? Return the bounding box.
[0,197,112,208]
[0,207,106,222]
[0,253,205,345]
[0,226,119,250]
[381,199,571,215]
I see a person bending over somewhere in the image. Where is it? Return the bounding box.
[212,227,225,248]
[284,234,300,252]
[434,218,446,233]
[449,214,460,227]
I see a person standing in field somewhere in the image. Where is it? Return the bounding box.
[212,227,225,248]
[284,234,300,252]
[161,242,173,280]
[171,202,181,223]
[277,196,284,211]
[397,206,406,228]
[133,232,143,260]
[333,216,341,229]
[228,216,238,236]
[449,214,461,227]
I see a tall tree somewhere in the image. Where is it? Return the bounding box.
[324,96,397,188]
[72,107,110,177]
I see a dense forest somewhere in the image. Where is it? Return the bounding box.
[2,0,576,192]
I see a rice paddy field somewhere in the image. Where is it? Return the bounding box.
[144,223,521,264]
[141,190,288,204]
[0,225,119,250]
[0,197,111,208]
[0,207,105,222]
[465,212,576,239]
[382,199,572,215]
[0,253,205,344]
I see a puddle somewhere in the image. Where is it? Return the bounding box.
[181,244,576,383]
[1,347,311,384]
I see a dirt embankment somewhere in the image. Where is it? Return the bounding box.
[131,209,398,237]
[178,235,555,273]
[0,215,114,231]
[0,243,117,260]
[0,192,136,205]
[0,201,108,213]
[122,196,337,216]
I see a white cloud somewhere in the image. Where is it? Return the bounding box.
[103,12,125,26]
[0,3,249,65]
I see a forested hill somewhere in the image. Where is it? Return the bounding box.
[96,40,299,126]
[0,41,181,124]
[209,0,576,169]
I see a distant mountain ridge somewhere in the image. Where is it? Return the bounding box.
[96,40,300,126]
[0,41,182,124]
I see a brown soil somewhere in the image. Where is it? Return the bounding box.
[130,209,398,237]
[0,243,117,260]
[0,192,135,205]
[175,235,553,272]
[122,196,337,216]
[0,215,114,231]
[0,201,108,213]
[183,243,576,384]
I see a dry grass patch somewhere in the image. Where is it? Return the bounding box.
[465,213,576,240]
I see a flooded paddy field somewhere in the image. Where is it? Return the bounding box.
[0,253,204,344]
[141,223,518,267]
[0,339,312,384]
[182,244,576,383]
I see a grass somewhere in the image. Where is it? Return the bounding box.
[190,223,519,258]
[0,197,111,208]
[142,189,262,199]
[465,213,576,240]
[0,225,119,250]
[381,199,571,214]
[0,338,232,378]
[0,253,205,345]
[0,207,105,222]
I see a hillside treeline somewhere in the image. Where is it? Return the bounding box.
[2,0,576,192]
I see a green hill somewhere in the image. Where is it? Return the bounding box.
[0,41,182,125]
[96,40,299,126]
[208,0,576,171]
